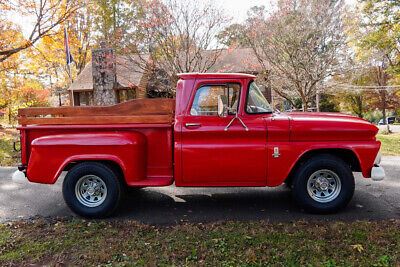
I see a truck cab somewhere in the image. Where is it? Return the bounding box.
[13,73,385,218]
[174,73,271,186]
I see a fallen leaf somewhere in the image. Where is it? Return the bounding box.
[350,244,364,253]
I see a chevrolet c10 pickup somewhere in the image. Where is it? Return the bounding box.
[12,73,385,218]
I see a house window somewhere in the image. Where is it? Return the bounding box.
[117,88,136,103]
[73,92,93,106]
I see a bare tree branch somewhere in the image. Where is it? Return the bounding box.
[246,1,346,110]
[0,0,83,62]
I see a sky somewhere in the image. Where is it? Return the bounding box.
[216,0,273,23]
[15,0,358,38]
[216,0,357,24]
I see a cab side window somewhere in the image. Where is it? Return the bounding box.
[190,84,240,116]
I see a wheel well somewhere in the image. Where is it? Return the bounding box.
[63,160,127,186]
[284,148,361,185]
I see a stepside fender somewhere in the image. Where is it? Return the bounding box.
[27,131,147,184]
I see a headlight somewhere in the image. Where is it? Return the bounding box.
[374,150,381,165]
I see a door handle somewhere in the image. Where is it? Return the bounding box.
[185,123,202,128]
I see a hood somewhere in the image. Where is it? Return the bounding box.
[286,112,379,141]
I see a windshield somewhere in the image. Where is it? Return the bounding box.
[246,82,273,114]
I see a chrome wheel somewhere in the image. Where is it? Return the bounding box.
[307,169,341,203]
[75,175,107,207]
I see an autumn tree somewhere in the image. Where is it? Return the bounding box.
[127,0,230,95]
[343,92,366,118]
[69,0,97,75]
[0,0,82,62]
[93,0,143,53]
[0,69,51,124]
[2,0,97,109]
[362,65,400,126]
[32,0,97,81]
[357,0,400,78]
[344,4,400,127]
[246,1,346,111]
[217,23,250,48]
[329,70,368,118]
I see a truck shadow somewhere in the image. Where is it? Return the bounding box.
[3,167,399,224]
[115,185,399,225]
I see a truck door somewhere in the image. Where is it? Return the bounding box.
[181,80,267,186]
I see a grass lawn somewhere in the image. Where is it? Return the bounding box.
[0,219,399,265]
[0,128,20,167]
[377,132,400,156]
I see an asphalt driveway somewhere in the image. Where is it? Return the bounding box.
[1,156,399,225]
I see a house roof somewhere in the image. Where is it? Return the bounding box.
[69,60,93,91]
[69,54,150,91]
[68,48,266,91]
[116,54,150,89]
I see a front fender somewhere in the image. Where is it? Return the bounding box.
[27,131,147,184]
[267,141,380,186]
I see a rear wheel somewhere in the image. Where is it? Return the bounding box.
[62,162,122,218]
[292,155,355,213]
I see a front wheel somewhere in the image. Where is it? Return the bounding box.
[62,162,123,218]
[292,154,355,213]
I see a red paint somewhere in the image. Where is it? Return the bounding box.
[18,73,381,188]
[21,126,173,186]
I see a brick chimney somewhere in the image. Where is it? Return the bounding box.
[92,42,117,106]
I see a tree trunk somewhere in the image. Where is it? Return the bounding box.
[380,90,391,133]
[8,107,11,124]
[358,96,363,118]
[301,96,307,112]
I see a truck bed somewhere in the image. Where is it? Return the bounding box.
[18,98,175,125]
[17,99,175,186]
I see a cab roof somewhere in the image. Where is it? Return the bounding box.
[177,73,256,80]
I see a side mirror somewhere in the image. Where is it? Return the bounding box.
[217,95,228,117]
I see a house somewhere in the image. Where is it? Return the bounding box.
[68,47,272,106]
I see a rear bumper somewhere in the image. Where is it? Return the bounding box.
[18,163,27,172]
[371,165,385,181]
[12,163,28,184]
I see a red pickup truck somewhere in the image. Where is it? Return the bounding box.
[12,73,385,218]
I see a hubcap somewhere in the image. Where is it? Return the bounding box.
[75,175,107,207]
[307,169,341,203]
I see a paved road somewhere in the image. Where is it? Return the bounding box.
[1,157,399,225]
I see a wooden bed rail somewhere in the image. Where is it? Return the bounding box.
[18,98,175,126]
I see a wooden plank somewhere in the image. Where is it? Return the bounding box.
[18,114,173,125]
[18,98,175,117]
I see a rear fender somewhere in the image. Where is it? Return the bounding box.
[26,131,147,184]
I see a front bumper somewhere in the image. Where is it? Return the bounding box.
[370,150,385,181]
[371,166,385,181]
